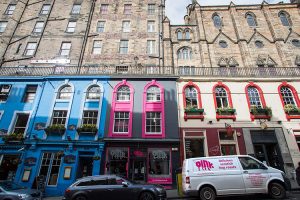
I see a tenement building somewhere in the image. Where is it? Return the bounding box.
[0,0,299,196]
[162,0,300,180]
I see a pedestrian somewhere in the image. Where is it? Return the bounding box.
[296,162,300,186]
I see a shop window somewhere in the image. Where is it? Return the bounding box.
[146,86,160,102]
[113,112,129,133]
[0,154,20,181]
[82,111,98,125]
[38,152,62,186]
[12,113,29,134]
[185,138,205,159]
[295,135,300,151]
[0,84,12,102]
[86,85,101,100]
[219,130,237,156]
[117,86,130,101]
[148,149,170,176]
[23,85,37,103]
[57,85,72,100]
[51,110,68,125]
[106,148,128,177]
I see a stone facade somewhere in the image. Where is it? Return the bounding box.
[162,2,300,69]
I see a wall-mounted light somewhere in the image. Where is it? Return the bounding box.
[259,119,268,130]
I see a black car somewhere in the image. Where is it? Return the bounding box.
[63,175,167,200]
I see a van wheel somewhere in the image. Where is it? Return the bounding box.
[199,187,216,200]
[269,182,286,199]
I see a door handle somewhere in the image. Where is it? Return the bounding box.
[243,171,248,174]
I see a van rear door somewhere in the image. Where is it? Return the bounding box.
[238,156,269,194]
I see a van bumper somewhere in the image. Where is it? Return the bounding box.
[283,177,291,191]
[183,190,198,197]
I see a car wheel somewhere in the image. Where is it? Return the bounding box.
[199,186,216,200]
[139,192,155,200]
[74,195,87,200]
[269,182,286,199]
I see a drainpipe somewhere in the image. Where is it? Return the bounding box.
[77,0,96,73]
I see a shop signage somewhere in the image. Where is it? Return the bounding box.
[110,149,127,160]
[24,157,37,166]
[64,155,76,164]
[152,150,167,160]
[133,150,145,157]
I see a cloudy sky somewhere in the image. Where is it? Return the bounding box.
[166,0,290,24]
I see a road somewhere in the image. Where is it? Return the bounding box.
[170,191,300,200]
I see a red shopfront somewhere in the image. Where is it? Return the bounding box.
[104,146,173,185]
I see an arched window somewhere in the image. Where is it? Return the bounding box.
[146,86,161,102]
[117,86,130,101]
[213,14,222,28]
[185,30,190,39]
[58,85,72,99]
[279,11,291,27]
[185,86,198,108]
[177,30,182,40]
[246,13,257,27]
[178,47,192,60]
[247,87,262,108]
[86,85,101,100]
[215,87,228,108]
[280,86,296,106]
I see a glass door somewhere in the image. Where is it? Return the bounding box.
[132,160,145,182]
[254,144,283,171]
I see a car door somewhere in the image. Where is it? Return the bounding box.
[76,178,109,200]
[106,177,138,200]
[238,156,269,194]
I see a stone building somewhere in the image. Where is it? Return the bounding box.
[162,0,300,179]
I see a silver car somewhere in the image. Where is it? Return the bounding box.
[0,181,41,200]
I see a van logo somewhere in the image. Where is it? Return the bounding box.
[195,160,214,171]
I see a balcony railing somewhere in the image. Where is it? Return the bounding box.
[0,65,300,78]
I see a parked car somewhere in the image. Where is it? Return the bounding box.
[0,181,41,200]
[63,175,167,200]
[182,155,290,200]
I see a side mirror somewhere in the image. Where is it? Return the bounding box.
[122,182,129,187]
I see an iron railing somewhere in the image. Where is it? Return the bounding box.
[0,65,300,78]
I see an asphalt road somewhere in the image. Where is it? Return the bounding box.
[170,191,300,200]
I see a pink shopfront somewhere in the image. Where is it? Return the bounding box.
[104,145,173,185]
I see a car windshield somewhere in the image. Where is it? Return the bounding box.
[0,181,27,191]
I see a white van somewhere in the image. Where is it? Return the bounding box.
[182,155,290,200]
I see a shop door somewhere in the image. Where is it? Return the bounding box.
[76,156,93,179]
[132,160,145,182]
[0,154,20,181]
[254,144,283,171]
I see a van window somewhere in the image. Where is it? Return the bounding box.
[239,157,265,170]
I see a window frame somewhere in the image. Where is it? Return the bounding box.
[66,21,76,33]
[51,110,68,126]
[59,42,72,56]
[24,42,37,56]
[278,11,291,27]
[246,12,257,27]
[5,4,16,15]
[11,112,30,135]
[22,85,38,103]
[113,111,130,134]
[116,86,130,101]
[122,21,131,33]
[147,40,156,55]
[40,4,51,15]
[147,21,155,32]
[92,40,102,55]
[148,4,155,15]
[71,4,81,15]
[57,85,72,100]
[0,84,12,102]
[97,21,105,33]
[81,110,98,126]
[146,86,161,102]
[123,4,132,15]
[119,40,129,54]
[212,14,222,29]
[218,130,239,156]
[33,21,45,33]
[0,21,8,33]
[100,4,109,14]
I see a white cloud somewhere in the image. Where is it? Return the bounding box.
[166,0,290,24]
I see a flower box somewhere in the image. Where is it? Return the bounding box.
[284,104,300,115]
[184,108,204,115]
[216,107,236,115]
[250,107,272,116]
[44,125,66,135]
[77,124,98,135]
[2,133,24,143]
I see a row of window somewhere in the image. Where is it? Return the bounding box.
[184,82,300,115]
[0,84,37,103]
[97,20,156,33]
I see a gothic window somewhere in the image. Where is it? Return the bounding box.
[177,30,182,40]
[279,11,291,27]
[215,87,229,108]
[178,47,192,60]
[185,29,190,39]
[246,13,257,27]
[213,14,222,29]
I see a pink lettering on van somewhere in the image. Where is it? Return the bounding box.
[195,160,214,171]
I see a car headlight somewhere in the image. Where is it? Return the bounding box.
[18,194,30,199]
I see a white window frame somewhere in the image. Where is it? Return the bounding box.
[33,21,44,33]
[81,110,98,126]
[215,87,229,108]
[23,85,38,103]
[247,87,263,108]
[97,21,105,32]
[122,21,131,32]
[119,40,128,54]
[147,40,156,55]
[59,42,71,56]
[147,21,155,32]
[5,4,16,15]
[280,86,296,106]
[24,42,37,56]
[8,111,31,136]
[113,111,130,134]
[0,22,8,33]
[71,4,81,14]
[218,130,240,156]
[100,4,108,14]
[66,21,76,33]
[117,86,130,101]
[50,110,68,126]
[146,86,161,102]
[183,130,208,159]
[145,112,162,134]
[92,40,102,55]
[40,4,51,15]
[148,4,155,15]
[124,4,132,15]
